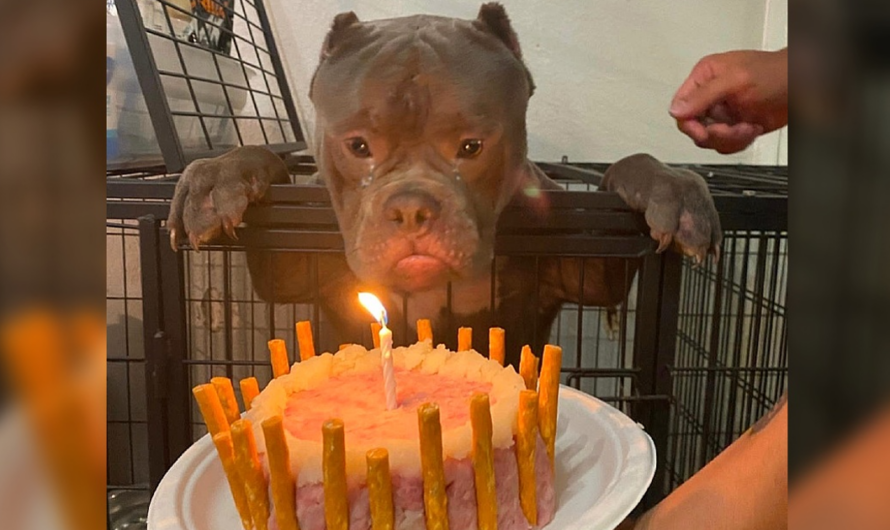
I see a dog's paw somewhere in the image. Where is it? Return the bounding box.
[167,147,285,251]
[603,153,722,265]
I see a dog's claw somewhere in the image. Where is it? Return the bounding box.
[222,219,239,241]
[652,231,673,253]
[169,228,179,252]
[189,232,202,252]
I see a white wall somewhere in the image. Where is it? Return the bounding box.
[266,0,787,165]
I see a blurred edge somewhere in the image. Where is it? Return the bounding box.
[789,0,890,519]
[789,404,890,529]
[0,0,106,529]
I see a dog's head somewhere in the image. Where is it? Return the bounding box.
[309,3,538,293]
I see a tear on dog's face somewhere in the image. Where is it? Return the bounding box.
[309,5,537,294]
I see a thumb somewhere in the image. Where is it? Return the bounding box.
[670,73,739,119]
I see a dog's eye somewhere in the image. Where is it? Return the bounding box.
[346,137,372,158]
[458,139,483,159]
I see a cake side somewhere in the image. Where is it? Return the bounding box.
[267,435,555,530]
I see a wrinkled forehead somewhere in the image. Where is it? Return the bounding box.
[310,16,531,137]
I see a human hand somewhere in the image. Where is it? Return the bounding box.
[669,49,788,154]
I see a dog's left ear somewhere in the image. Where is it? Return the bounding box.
[475,3,535,96]
[311,11,361,100]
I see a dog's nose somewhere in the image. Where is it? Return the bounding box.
[384,191,441,234]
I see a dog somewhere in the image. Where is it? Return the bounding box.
[166,3,721,367]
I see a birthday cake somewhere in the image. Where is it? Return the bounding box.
[193,330,562,530]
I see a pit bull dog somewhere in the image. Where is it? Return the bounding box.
[167,4,721,367]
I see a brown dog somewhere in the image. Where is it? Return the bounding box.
[167,4,721,365]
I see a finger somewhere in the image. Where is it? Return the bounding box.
[706,122,762,154]
[670,70,740,120]
[676,118,709,144]
[705,102,737,125]
[708,121,764,140]
[670,59,715,112]
[688,122,762,153]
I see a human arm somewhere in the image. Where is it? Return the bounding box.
[620,393,788,530]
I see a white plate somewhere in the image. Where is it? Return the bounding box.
[148,385,655,530]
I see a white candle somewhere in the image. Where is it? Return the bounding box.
[379,324,397,410]
[359,292,399,410]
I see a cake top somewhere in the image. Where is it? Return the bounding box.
[283,368,494,444]
[246,340,525,486]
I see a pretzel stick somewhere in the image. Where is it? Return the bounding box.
[416,319,433,343]
[211,376,242,425]
[539,344,563,466]
[489,327,505,365]
[192,383,229,437]
[240,377,260,411]
[516,390,539,525]
[366,448,394,530]
[323,419,349,530]
[268,338,291,379]
[458,327,472,352]
[371,322,382,349]
[519,345,537,391]
[418,403,449,530]
[296,321,316,360]
[212,431,254,530]
[232,419,271,530]
[262,416,300,530]
[470,393,498,530]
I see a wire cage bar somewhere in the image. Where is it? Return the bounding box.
[111,0,306,173]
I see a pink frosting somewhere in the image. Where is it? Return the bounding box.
[283,368,494,444]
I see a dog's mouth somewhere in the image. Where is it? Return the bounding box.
[391,252,452,292]
[354,237,483,293]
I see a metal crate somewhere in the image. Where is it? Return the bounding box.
[107,159,787,522]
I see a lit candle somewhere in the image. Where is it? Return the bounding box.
[359,292,398,410]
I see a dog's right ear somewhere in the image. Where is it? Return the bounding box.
[475,3,522,59]
[319,11,360,61]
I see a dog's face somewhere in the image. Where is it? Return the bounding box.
[309,5,536,293]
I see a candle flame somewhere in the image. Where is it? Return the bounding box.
[358,292,388,326]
